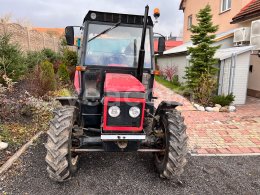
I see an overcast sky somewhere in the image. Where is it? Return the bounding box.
[0,0,184,37]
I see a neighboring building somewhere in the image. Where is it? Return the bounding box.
[179,0,252,42]
[157,0,260,104]
[154,39,183,53]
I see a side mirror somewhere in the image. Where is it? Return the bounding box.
[158,37,165,54]
[65,26,74,46]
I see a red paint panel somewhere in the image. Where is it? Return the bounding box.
[104,73,145,93]
[74,70,81,94]
[103,97,145,132]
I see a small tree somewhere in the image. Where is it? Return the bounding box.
[58,63,70,82]
[0,34,26,83]
[185,5,220,105]
[40,61,56,92]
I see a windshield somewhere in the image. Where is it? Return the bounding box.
[85,23,152,68]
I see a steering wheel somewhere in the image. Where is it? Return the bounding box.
[108,54,127,64]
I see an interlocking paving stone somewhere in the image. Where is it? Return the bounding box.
[154,82,260,154]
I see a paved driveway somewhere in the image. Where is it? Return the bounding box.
[154,82,260,154]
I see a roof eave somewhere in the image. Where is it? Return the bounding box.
[179,0,185,10]
[231,11,260,24]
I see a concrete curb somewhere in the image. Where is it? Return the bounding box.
[0,131,43,176]
[191,153,260,157]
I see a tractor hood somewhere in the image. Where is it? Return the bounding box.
[104,73,145,93]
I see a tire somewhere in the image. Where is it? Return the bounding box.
[154,109,188,179]
[45,106,79,182]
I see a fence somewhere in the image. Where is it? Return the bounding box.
[0,23,61,52]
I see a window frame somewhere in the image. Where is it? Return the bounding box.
[221,0,231,13]
[187,14,192,30]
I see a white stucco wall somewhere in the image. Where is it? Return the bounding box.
[157,55,187,83]
[219,51,251,104]
[248,54,260,91]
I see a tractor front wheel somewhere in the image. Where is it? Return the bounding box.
[154,109,188,179]
[45,106,79,182]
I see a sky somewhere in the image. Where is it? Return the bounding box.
[0,0,184,37]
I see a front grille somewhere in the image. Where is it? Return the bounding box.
[106,101,142,127]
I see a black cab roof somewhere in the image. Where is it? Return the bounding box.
[83,10,153,26]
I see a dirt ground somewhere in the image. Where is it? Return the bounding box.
[0,135,259,195]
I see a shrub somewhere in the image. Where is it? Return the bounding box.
[193,74,217,106]
[63,49,77,66]
[42,48,61,64]
[161,65,177,81]
[26,51,47,70]
[0,34,26,82]
[171,75,181,87]
[212,93,235,106]
[40,60,56,92]
[58,63,70,82]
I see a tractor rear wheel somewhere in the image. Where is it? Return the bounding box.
[154,109,188,179]
[45,106,79,182]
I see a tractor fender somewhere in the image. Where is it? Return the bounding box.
[155,101,182,116]
[56,97,78,106]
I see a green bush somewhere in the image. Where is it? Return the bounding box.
[42,48,61,64]
[171,75,181,87]
[0,34,26,82]
[212,93,235,106]
[26,51,47,70]
[40,60,56,92]
[58,63,70,82]
[63,49,77,66]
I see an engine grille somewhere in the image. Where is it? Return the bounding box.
[106,101,142,127]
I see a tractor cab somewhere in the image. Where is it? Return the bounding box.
[45,6,188,182]
[65,9,160,134]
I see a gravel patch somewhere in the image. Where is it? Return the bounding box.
[0,135,260,195]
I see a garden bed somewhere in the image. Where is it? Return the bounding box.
[0,79,59,166]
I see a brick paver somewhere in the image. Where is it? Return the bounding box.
[154,82,260,155]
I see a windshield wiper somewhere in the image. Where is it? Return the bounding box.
[88,21,121,42]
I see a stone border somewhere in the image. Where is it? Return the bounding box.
[192,103,236,112]
[0,131,43,176]
[191,153,260,157]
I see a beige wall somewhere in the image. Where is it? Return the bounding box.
[248,54,260,92]
[0,23,61,52]
[182,0,252,42]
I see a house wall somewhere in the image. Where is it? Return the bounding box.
[248,54,260,97]
[182,0,252,42]
[157,54,188,83]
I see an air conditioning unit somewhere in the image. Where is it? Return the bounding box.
[250,19,260,50]
[234,27,251,44]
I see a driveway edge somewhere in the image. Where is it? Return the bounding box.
[0,131,44,176]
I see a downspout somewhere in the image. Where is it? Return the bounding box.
[228,54,234,94]
[231,53,237,93]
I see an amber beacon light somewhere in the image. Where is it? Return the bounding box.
[153,8,160,18]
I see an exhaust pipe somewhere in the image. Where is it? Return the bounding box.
[137,5,149,82]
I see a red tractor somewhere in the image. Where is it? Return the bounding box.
[45,6,188,182]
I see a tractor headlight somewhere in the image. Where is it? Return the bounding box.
[108,106,120,118]
[129,106,141,118]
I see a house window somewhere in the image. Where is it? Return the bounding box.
[188,15,192,29]
[221,0,231,12]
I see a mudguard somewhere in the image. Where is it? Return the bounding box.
[56,97,78,106]
[155,101,182,115]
